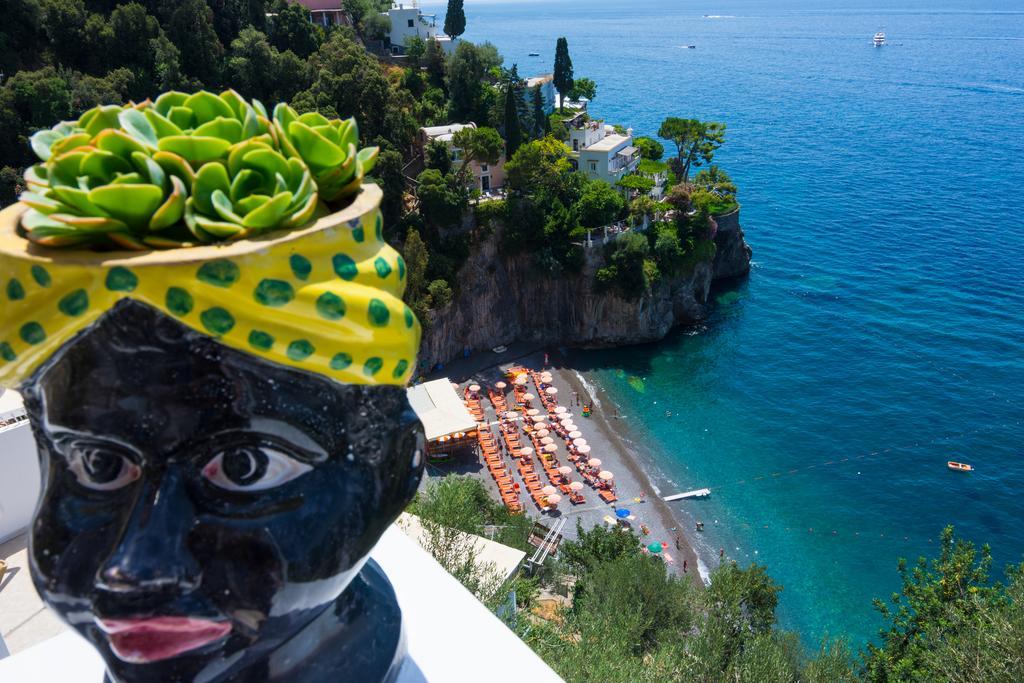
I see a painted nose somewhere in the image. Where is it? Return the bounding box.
[96,468,202,593]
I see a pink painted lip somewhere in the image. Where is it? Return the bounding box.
[97,617,232,663]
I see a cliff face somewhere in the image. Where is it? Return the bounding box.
[712,209,753,280]
[419,210,752,369]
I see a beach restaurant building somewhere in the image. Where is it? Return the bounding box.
[406,378,479,459]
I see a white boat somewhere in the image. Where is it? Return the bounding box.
[873,31,886,47]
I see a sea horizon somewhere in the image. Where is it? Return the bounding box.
[438,0,1024,646]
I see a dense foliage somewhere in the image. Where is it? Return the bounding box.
[412,476,1024,683]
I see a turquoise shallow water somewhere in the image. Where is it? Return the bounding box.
[428,0,1024,645]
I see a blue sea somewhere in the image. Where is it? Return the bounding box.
[426,0,1024,646]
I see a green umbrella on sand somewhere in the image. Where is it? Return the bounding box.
[647,542,663,554]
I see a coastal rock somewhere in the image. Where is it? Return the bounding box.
[712,208,753,279]
[419,211,751,370]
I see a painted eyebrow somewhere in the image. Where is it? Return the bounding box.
[197,427,329,465]
[47,431,143,461]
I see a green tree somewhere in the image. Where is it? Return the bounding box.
[531,85,550,137]
[150,32,188,91]
[634,135,664,161]
[443,0,466,41]
[404,35,426,65]
[403,227,430,305]
[424,37,447,91]
[560,521,643,575]
[268,0,322,58]
[416,168,466,229]
[500,67,523,158]
[168,0,224,85]
[425,139,453,175]
[657,117,726,183]
[567,76,596,104]
[362,12,391,42]
[616,174,655,196]
[505,136,572,198]
[0,0,42,76]
[0,65,71,167]
[451,126,503,185]
[427,279,453,307]
[109,3,160,95]
[577,179,624,229]
[371,147,406,226]
[226,28,278,102]
[552,36,573,110]
[862,526,1015,681]
[447,41,492,122]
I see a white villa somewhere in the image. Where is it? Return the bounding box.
[384,2,457,55]
[418,123,506,193]
[568,119,639,187]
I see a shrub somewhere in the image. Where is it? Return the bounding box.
[427,278,453,307]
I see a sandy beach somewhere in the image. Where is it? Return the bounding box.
[422,344,705,586]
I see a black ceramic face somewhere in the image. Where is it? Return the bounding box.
[20,300,424,682]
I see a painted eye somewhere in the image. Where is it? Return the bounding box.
[68,447,141,491]
[202,446,312,492]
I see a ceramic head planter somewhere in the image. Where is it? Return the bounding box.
[0,91,423,682]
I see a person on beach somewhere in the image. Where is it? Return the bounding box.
[683,559,688,573]
[675,534,681,550]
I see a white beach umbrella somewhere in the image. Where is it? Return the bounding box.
[573,438,588,447]
[568,430,582,439]
[578,445,592,454]
[554,406,567,414]
[495,381,506,389]
[543,444,558,453]
[545,494,562,505]
[545,387,558,395]
[558,466,573,475]
[569,481,585,491]
[535,429,550,438]
[469,384,481,392]
[522,392,535,401]
[587,458,602,467]
[540,436,554,445]
[520,446,534,455]
[541,485,557,496]
[531,415,546,423]
[598,471,614,481]
[526,408,540,416]
[562,423,577,432]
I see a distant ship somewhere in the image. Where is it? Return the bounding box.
[873,31,886,47]
[528,52,540,57]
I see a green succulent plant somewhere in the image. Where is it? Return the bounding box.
[272,104,379,203]
[21,121,190,249]
[16,89,375,251]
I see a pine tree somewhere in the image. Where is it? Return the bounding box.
[443,0,466,41]
[532,85,550,137]
[552,36,574,110]
[502,66,523,158]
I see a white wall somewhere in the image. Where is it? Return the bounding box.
[0,421,40,544]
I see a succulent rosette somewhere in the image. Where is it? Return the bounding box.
[272,104,379,203]
[14,90,376,251]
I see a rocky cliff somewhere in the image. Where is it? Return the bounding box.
[418,210,752,369]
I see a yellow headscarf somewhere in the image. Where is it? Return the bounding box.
[0,185,420,388]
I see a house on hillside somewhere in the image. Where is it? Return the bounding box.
[567,119,639,186]
[524,74,556,116]
[294,0,350,26]
[418,123,506,194]
[384,3,458,55]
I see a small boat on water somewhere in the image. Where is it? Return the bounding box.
[873,31,886,47]
[948,461,974,472]
[528,52,540,57]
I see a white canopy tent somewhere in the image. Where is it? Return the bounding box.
[406,378,478,442]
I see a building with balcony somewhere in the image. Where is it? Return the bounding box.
[567,120,639,186]
[384,2,457,55]
[418,123,506,194]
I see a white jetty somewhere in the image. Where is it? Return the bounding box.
[663,488,711,502]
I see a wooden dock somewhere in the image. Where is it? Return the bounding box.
[663,488,711,502]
